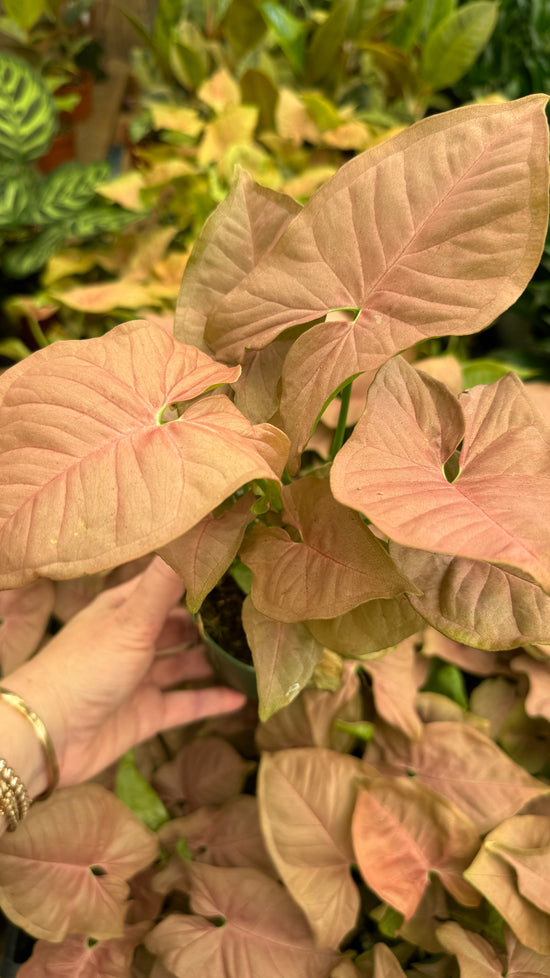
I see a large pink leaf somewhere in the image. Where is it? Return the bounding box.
[158,493,254,613]
[174,169,300,350]
[0,578,54,674]
[306,595,424,657]
[365,720,546,832]
[361,638,423,740]
[475,815,550,913]
[352,776,480,919]
[153,736,252,814]
[435,922,504,978]
[464,815,550,954]
[145,862,340,977]
[256,660,362,753]
[390,544,550,650]
[279,311,394,471]
[0,321,289,588]
[240,478,413,622]
[158,796,275,875]
[258,748,365,948]
[205,97,549,364]
[0,784,157,941]
[332,358,550,592]
[242,595,324,720]
[17,922,149,978]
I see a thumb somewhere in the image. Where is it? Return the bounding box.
[116,556,185,639]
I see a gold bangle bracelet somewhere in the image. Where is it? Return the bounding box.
[0,687,59,800]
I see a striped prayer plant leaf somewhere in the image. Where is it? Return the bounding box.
[28,162,112,225]
[0,53,57,163]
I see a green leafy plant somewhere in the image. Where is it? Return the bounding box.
[0,0,102,96]
[1,94,550,977]
[0,54,138,279]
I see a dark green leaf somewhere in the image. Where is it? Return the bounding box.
[1,225,64,277]
[306,0,352,83]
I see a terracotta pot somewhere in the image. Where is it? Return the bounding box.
[37,128,76,173]
[58,69,94,123]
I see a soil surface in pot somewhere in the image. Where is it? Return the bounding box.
[200,575,253,666]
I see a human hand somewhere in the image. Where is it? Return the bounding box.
[6,557,246,794]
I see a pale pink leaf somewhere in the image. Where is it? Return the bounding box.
[0,578,54,674]
[0,321,289,588]
[368,943,407,978]
[481,815,550,914]
[53,278,162,313]
[415,355,463,395]
[279,311,395,472]
[256,660,363,753]
[241,478,413,622]
[511,653,550,721]
[352,776,480,919]
[464,816,550,955]
[153,737,252,813]
[397,877,449,953]
[242,596,324,720]
[332,358,550,591]
[306,596,424,657]
[233,342,292,424]
[421,627,502,676]
[258,748,365,948]
[0,784,158,941]
[206,97,549,363]
[158,493,254,614]
[390,544,550,650]
[435,922,504,978]
[497,701,550,774]
[415,691,471,725]
[158,796,275,875]
[365,720,547,832]
[145,863,340,978]
[174,169,300,350]
[18,922,149,978]
[357,638,422,739]
[505,927,550,976]
[469,677,520,739]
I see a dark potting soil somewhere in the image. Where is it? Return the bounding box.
[200,575,253,666]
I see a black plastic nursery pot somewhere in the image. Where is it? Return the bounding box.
[197,613,258,701]
[0,918,34,976]
[195,573,258,701]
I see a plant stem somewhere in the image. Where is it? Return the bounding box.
[28,318,49,349]
[330,381,352,459]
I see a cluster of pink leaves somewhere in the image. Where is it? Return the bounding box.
[1,95,550,975]
[1,592,550,976]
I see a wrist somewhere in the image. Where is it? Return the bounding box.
[0,672,62,801]
[0,695,48,799]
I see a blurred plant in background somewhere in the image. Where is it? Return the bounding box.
[7,0,549,370]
